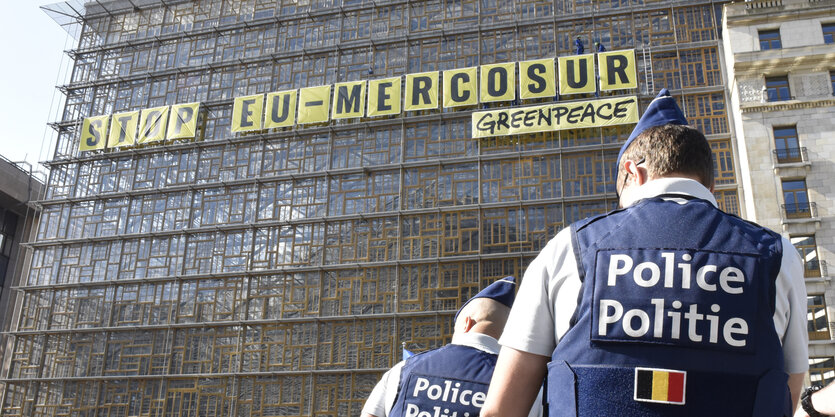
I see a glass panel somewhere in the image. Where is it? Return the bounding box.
[766,76,791,101]
[773,126,801,162]
[808,295,831,340]
[782,179,810,217]
[810,357,835,387]
[823,23,835,44]
[792,235,821,278]
[675,5,716,43]
[831,71,835,95]
[680,48,721,88]
[710,140,735,185]
[325,217,399,264]
[714,189,740,216]
[682,93,729,135]
[758,29,781,50]
[398,262,476,315]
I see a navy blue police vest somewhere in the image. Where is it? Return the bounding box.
[389,344,497,417]
[547,195,789,417]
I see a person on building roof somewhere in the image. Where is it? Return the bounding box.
[574,36,584,55]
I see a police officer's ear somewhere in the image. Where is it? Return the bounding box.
[623,158,648,187]
[462,316,477,333]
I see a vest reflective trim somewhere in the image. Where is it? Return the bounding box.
[548,197,787,416]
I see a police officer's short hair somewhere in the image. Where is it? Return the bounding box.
[617,124,714,188]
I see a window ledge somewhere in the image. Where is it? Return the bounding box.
[780,217,821,224]
[781,217,822,235]
[773,162,812,177]
[810,339,835,345]
[782,216,821,225]
[773,161,811,169]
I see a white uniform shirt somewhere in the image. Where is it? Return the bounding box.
[362,332,543,417]
[499,178,809,374]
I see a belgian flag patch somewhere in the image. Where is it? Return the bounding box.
[634,368,686,405]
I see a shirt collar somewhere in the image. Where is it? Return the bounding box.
[620,177,718,208]
[451,332,500,355]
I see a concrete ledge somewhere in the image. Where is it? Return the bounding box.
[0,159,43,215]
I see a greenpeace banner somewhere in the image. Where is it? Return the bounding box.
[232,95,264,133]
[107,110,138,149]
[79,50,638,152]
[367,77,402,116]
[472,96,639,138]
[79,115,110,152]
[298,85,331,124]
[265,90,297,128]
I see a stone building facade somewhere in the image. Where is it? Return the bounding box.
[723,0,835,387]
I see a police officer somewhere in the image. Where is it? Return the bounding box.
[362,277,540,417]
[481,89,808,417]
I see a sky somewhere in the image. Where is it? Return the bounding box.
[0,2,73,179]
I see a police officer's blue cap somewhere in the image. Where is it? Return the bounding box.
[454,276,516,322]
[617,88,689,166]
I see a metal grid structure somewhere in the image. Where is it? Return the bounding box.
[5,0,737,415]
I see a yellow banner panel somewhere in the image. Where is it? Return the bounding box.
[138,106,170,144]
[519,59,556,99]
[480,63,516,103]
[443,67,478,108]
[405,72,439,111]
[231,94,264,133]
[332,81,366,119]
[367,77,402,117]
[599,50,638,91]
[107,111,138,149]
[167,102,201,140]
[265,90,297,128]
[472,96,639,138]
[79,115,110,152]
[298,85,331,124]
[558,54,596,95]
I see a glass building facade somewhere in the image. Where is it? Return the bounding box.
[3,0,737,415]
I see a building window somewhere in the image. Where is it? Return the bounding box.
[714,190,740,216]
[824,23,835,44]
[831,71,835,96]
[765,76,791,101]
[810,357,835,387]
[773,126,801,163]
[710,140,735,185]
[809,295,831,340]
[758,29,781,50]
[782,179,811,218]
[792,235,821,278]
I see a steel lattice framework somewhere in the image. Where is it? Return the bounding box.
[4,0,737,415]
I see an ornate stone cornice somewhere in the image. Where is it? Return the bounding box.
[741,97,835,113]
[733,48,835,75]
